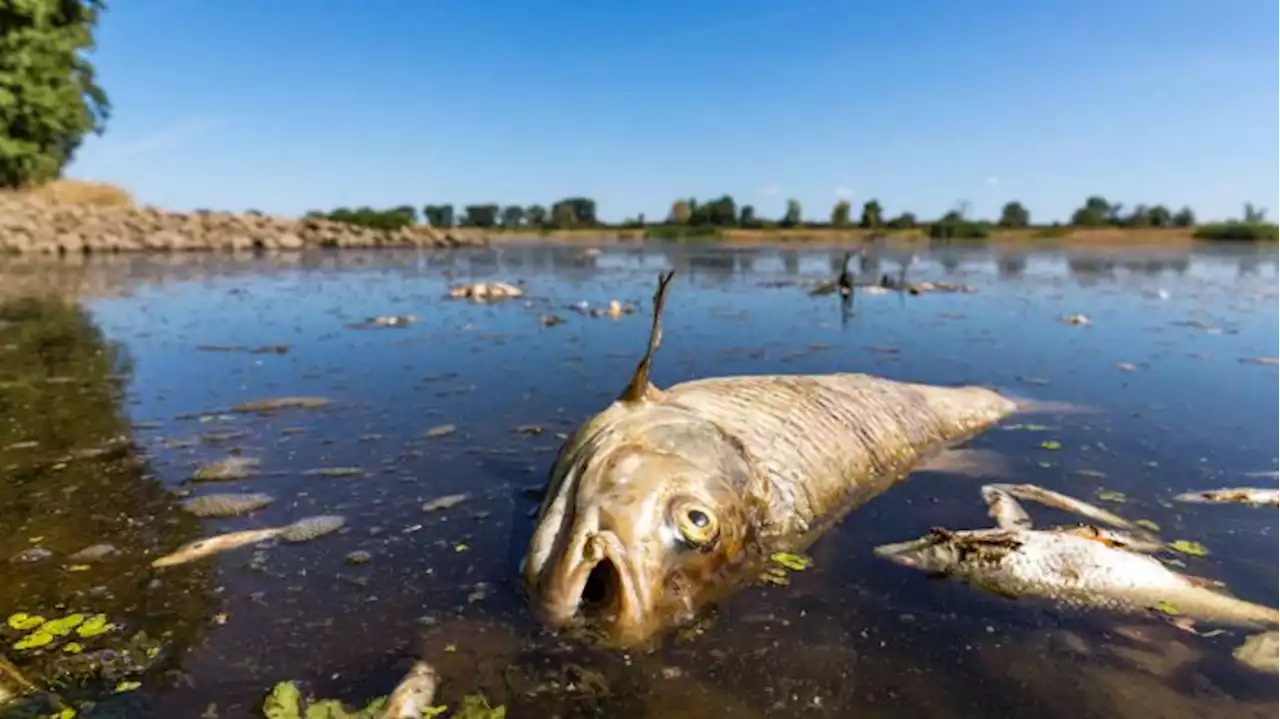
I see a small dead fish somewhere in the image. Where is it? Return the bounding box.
[422,493,469,513]
[381,661,440,719]
[1233,630,1279,674]
[192,457,260,482]
[151,515,346,567]
[874,527,1280,628]
[303,466,365,478]
[1172,487,1279,508]
[230,396,331,414]
[448,281,523,301]
[278,515,346,542]
[180,492,274,517]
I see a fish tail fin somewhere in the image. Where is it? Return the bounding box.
[619,270,676,404]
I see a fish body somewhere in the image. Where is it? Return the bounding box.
[874,527,1280,628]
[1173,487,1279,508]
[180,492,274,517]
[381,661,439,719]
[151,515,345,567]
[522,272,1018,647]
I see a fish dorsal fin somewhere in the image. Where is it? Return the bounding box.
[619,270,676,404]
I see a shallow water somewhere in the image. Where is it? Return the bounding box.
[1,243,1276,718]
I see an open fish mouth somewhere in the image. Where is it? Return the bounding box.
[542,531,647,639]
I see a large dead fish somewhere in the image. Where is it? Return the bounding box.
[521,271,1026,648]
[875,526,1280,628]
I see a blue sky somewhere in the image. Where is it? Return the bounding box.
[67,0,1277,223]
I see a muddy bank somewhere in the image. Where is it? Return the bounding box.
[0,194,488,254]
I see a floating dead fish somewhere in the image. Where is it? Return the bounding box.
[1233,630,1279,674]
[180,492,275,517]
[350,315,417,329]
[422,493,469,512]
[448,281,523,301]
[381,661,440,719]
[1063,314,1091,326]
[1172,487,1279,508]
[191,456,260,482]
[229,396,331,414]
[522,271,1029,648]
[876,526,1279,628]
[151,515,345,568]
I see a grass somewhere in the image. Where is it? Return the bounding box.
[5,180,135,207]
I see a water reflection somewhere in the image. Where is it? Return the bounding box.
[0,298,214,714]
[0,243,1274,718]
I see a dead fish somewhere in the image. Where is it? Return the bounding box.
[180,492,274,517]
[1233,630,1279,674]
[230,396,331,414]
[522,271,1025,648]
[874,526,1280,628]
[1172,487,1279,508]
[151,515,345,567]
[448,281,523,301]
[191,456,260,482]
[422,493,469,512]
[381,661,440,719]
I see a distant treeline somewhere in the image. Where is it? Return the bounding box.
[303,196,1279,241]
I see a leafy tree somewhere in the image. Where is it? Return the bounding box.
[781,199,802,228]
[1070,196,1121,227]
[670,199,693,225]
[886,212,917,229]
[500,205,524,228]
[1243,202,1267,223]
[859,199,883,228]
[1171,206,1196,227]
[552,197,597,226]
[550,201,577,228]
[1126,204,1153,228]
[830,200,851,227]
[321,207,415,230]
[0,0,111,187]
[998,201,1030,228]
[1147,205,1172,228]
[423,204,454,228]
[739,204,758,228]
[389,205,417,224]
[461,204,499,228]
[690,195,736,226]
[524,204,547,227]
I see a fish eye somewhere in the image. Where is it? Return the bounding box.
[671,499,719,549]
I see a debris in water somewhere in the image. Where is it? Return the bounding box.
[422,493,469,513]
[449,281,524,302]
[1063,314,1091,325]
[230,396,331,414]
[424,424,456,439]
[192,457,260,482]
[181,492,275,518]
[303,466,365,478]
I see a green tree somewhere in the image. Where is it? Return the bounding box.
[690,195,736,226]
[886,212,917,229]
[0,0,111,187]
[500,205,524,228]
[1148,205,1172,228]
[998,201,1030,228]
[1126,204,1153,228]
[550,201,577,228]
[423,204,454,228]
[781,199,802,228]
[1171,206,1196,227]
[831,200,852,227]
[739,204,758,227]
[551,197,597,226]
[670,199,693,225]
[461,204,499,228]
[524,204,547,227]
[1243,202,1267,223]
[859,199,883,228]
[1070,196,1121,227]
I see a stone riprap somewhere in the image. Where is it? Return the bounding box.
[0,195,485,253]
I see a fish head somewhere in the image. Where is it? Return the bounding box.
[873,527,966,574]
[522,419,765,648]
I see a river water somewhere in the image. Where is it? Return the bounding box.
[0,243,1276,718]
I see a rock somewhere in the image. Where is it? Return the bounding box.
[0,192,486,254]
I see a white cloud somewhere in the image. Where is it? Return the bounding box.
[834,185,854,199]
[985,176,1000,188]
[760,185,780,197]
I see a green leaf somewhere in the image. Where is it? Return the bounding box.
[263,681,303,719]
[1151,600,1180,615]
[1095,489,1127,503]
[1038,440,1062,451]
[1135,519,1161,532]
[1168,540,1209,557]
[769,552,813,571]
[75,613,113,637]
[7,612,45,631]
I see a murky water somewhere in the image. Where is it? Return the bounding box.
[1,243,1276,718]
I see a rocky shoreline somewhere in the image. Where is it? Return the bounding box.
[0,194,487,254]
